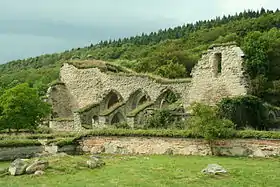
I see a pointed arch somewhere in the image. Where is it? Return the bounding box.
[110,112,126,124]
[127,89,151,110]
[155,88,180,108]
[103,89,123,109]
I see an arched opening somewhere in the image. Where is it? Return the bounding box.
[138,96,148,106]
[104,90,123,109]
[111,112,125,124]
[107,93,119,108]
[268,112,276,120]
[213,53,222,76]
[156,89,179,108]
[128,89,150,110]
[92,115,99,125]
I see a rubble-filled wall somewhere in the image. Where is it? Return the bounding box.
[59,64,191,109]
[188,44,248,105]
[46,83,77,118]
[48,44,249,131]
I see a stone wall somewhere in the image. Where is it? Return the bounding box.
[188,45,248,105]
[79,136,280,157]
[47,84,76,118]
[0,146,44,161]
[60,64,191,109]
[49,120,75,131]
[48,44,249,130]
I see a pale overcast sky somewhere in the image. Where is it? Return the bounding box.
[0,0,279,64]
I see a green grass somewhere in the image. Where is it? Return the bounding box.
[1,155,280,187]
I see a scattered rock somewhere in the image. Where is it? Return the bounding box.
[34,170,45,176]
[26,160,49,174]
[201,164,227,175]
[9,159,28,176]
[86,156,105,169]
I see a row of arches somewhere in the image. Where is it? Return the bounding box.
[102,88,180,111]
[99,88,181,125]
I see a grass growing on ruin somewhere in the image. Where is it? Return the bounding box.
[1,155,280,187]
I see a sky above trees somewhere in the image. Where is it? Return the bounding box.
[0,0,279,63]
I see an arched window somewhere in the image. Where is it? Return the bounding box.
[111,112,125,124]
[138,96,148,106]
[128,89,150,110]
[156,89,179,108]
[104,90,123,109]
[92,116,99,124]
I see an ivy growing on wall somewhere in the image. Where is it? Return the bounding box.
[218,95,268,130]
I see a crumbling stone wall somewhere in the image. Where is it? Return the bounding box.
[47,84,77,118]
[48,44,249,131]
[188,45,248,105]
[60,64,190,109]
[79,136,280,157]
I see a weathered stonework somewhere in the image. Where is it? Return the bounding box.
[79,136,280,157]
[49,120,75,132]
[48,44,248,131]
[188,45,248,105]
[0,146,44,161]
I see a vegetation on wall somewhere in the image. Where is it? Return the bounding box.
[218,95,269,130]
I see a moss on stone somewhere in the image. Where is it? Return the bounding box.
[127,102,154,117]
[99,102,125,116]
[49,80,65,87]
[208,42,237,49]
[52,118,74,122]
[0,139,41,147]
[75,103,99,114]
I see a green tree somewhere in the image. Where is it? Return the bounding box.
[0,83,51,132]
[155,60,186,78]
[188,103,235,155]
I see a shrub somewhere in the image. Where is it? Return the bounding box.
[188,103,236,155]
[113,122,131,129]
[34,125,53,134]
[218,95,268,130]
[144,109,175,129]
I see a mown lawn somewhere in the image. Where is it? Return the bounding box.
[1,155,280,187]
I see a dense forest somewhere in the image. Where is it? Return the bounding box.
[0,8,280,106]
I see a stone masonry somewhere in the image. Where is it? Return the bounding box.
[47,44,248,131]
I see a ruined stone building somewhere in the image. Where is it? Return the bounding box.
[47,43,249,131]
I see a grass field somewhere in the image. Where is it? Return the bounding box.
[1,155,280,187]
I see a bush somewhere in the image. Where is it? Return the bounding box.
[34,125,53,134]
[113,122,131,129]
[218,95,268,130]
[187,103,236,155]
[188,103,236,140]
[144,109,175,129]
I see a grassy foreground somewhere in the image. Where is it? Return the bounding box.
[1,155,280,187]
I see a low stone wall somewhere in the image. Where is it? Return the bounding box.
[79,136,280,157]
[49,120,75,131]
[0,146,44,161]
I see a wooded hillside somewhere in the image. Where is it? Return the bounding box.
[0,8,279,105]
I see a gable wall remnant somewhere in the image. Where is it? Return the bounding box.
[188,45,248,105]
[48,44,249,130]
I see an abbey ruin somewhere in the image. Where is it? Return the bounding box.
[47,43,249,131]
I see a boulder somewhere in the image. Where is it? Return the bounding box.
[86,156,105,169]
[9,159,28,176]
[201,164,227,175]
[26,160,49,174]
[34,170,45,176]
